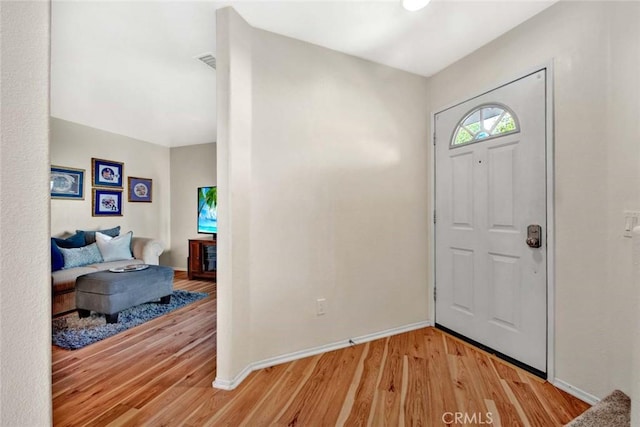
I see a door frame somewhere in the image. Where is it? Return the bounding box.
[428,62,555,380]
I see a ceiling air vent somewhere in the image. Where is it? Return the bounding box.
[195,52,216,70]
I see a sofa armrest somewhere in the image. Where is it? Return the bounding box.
[131,237,165,265]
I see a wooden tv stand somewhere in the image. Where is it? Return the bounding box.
[188,237,217,281]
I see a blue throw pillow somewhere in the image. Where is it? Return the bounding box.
[79,226,121,245]
[51,239,64,272]
[59,243,103,269]
[53,231,86,249]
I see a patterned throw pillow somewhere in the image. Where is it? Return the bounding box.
[59,243,103,269]
[95,231,133,262]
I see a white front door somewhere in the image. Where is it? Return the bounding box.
[435,70,547,374]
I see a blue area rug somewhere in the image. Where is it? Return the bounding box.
[52,290,207,350]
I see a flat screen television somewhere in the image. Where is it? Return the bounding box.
[197,186,217,234]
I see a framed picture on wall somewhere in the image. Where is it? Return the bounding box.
[50,166,85,200]
[92,158,124,188]
[128,177,152,202]
[92,189,123,216]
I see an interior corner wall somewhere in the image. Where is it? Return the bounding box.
[249,28,430,362]
[0,1,52,425]
[426,1,640,400]
[169,143,217,270]
[50,118,171,264]
[216,7,430,384]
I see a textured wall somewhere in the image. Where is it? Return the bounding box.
[0,1,52,425]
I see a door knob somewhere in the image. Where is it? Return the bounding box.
[526,224,542,248]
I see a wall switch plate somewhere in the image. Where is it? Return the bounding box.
[623,210,640,237]
[316,298,326,316]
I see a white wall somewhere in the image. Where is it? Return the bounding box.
[0,1,52,425]
[426,1,640,400]
[215,7,254,384]
[50,118,172,264]
[216,7,430,384]
[169,143,217,269]
[604,1,640,403]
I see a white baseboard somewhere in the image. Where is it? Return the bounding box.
[212,320,432,391]
[213,364,253,390]
[552,378,600,405]
[172,267,187,272]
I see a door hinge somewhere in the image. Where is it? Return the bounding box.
[433,132,436,145]
[434,287,437,301]
[433,210,436,224]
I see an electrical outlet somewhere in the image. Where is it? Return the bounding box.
[316,298,326,316]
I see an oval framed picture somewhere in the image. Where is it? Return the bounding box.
[128,177,152,203]
[51,165,85,199]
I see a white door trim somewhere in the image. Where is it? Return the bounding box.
[429,62,555,380]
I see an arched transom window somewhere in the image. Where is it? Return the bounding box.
[451,104,520,148]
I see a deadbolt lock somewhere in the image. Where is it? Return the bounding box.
[526,224,542,248]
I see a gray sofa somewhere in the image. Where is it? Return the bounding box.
[52,237,165,316]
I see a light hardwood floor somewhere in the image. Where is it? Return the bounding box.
[53,272,589,426]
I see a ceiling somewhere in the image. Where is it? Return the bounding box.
[51,0,556,148]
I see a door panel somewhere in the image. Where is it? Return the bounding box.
[488,144,516,229]
[451,153,474,227]
[488,253,521,330]
[435,70,547,373]
[451,248,474,315]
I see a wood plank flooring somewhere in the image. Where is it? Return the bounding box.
[53,272,590,426]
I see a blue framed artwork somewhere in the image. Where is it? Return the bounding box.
[92,189,123,216]
[50,166,85,200]
[92,158,124,188]
[128,176,152,202]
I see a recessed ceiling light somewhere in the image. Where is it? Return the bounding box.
[402,0,431,12]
